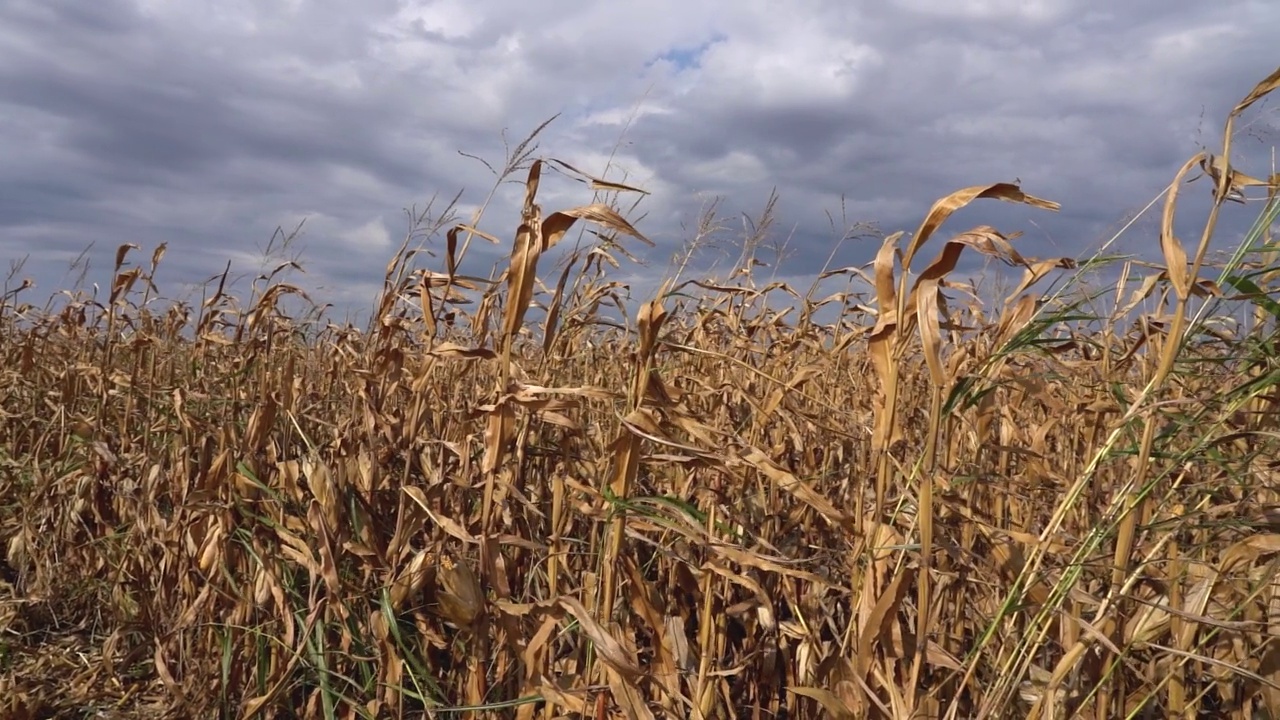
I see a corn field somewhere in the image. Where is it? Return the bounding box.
[2,67,1280,720]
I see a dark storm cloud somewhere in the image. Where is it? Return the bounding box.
[0,0,1276,321]
[13,0,144,35]
[0,0,501,312]
[0,182,98,229]
[601,0,1278,286]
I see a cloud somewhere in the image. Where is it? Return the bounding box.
[1,0,1276,324]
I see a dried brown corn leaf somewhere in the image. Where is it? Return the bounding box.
[402,486,478,544]
[901,185,1059,272]
[536,676,589,715]
[1159,154,1202,301]
[542,203,652,253]
[916,278,946,386]
[389,548,431,610]
[856,566,914,678]
[1221,534,1280,574]
[736,446,849,526]
[546,157,649,194]
[428,342,496,360]
[788,686,858,719]
[701,561,776,631]
[606,663,656,720]
[557,596,644,680]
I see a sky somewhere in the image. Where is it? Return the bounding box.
[1,0,1278,328]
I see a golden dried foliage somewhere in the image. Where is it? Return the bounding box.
[2,67,1280,720]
